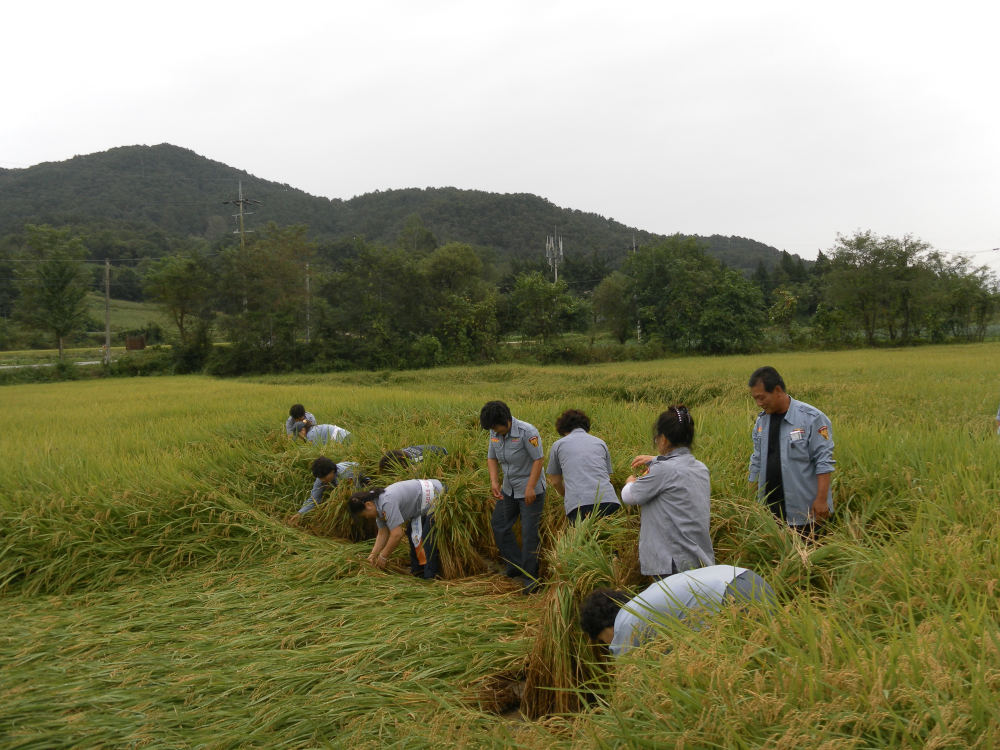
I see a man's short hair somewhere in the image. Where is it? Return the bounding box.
[312,456,337,479]
[289,404,306,419]
[579,588,630,640]
[748,366,786,393]
[479,401,512,431]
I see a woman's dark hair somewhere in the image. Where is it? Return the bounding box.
[289,404,306,419]
[293,422,310,438]
[312,456,337,479]
[579,589,631,640]
[348,488,385,516]
[479,401,512,431]
[379,450,412,473]
[555,409,591,436]
[654,405,695,448]
[748,366,785,393]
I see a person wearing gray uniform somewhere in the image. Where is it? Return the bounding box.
[579,565,777,657]
[546,409,620,524]
[625,406,714,579]
[293,422,352,446]
[297,456,369,515]
[378,445,449,473]
[748,366,835,536]
[481,400,545,594]
[286,404,316,436]
[349,478,446,580]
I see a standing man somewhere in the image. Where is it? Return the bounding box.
[481,400,545,594]
[748,366,835,536]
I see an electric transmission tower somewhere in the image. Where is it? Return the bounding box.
[546,227,564,282]
[223,181,262,248]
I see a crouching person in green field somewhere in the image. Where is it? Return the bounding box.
[579,565,778,657]
[298,456,369,515]
[349,479,447,580]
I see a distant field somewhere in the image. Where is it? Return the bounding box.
[2,346,999,747]
[84,292,172,331]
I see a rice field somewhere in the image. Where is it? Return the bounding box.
[2,344,999,748]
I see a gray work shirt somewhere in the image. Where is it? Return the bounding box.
[375,479,444,530]
[304,424,351,446]
[547,428,619,515]
[610,565,749,657]
[403,445,449,462]
[622,447,714,576]
[286,413,316,435]
[298,461,361,514]
[487,417,545,497]
[749,397,835,526]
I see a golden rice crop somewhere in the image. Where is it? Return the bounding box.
[2,343,1000,746]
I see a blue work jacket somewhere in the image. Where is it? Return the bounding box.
[749,398,835,526]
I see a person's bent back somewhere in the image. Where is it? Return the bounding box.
[580,565,777,656]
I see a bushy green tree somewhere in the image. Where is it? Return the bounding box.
[510,272,575,342]
[15,225,91,362]
[592,271,634,343]
[144,253,214,344]
[622,236,762,353]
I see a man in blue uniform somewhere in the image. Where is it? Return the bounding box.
[748,366,835,536]
[481,400,545,594]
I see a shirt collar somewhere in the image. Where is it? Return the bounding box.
[656,446,692,460]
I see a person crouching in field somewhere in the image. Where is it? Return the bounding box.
[378,445,449,473]
[546,409,620,524]
[624,406,714,580]
[286,404,316,436]
[579,565,777,656]
[349,479,447,580]
[292,421,352,446]
[298,456,369,515]
[481,400,546,595]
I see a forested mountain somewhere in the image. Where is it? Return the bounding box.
[0,144,798,273]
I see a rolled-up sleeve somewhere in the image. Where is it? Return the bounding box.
[622,471,657,506]
[810,415,835,475]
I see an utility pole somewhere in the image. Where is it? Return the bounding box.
[104,259,111,364]
[223,180,261,249]
[223,181,261,312]
[546,227,564,282]
[305,262,311,344]
[631,235,641,343]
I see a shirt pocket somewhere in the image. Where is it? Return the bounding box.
[787,437,810,462]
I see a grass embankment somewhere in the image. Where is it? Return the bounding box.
[2,346,999,747]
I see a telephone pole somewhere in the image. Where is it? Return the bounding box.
[305,262,311,344]
[223,181,261,249]
[546,227,564,282]
[104,259,111,364]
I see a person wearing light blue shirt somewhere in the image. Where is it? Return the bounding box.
[297,456,368,515]
[579,566,777,657]
[293,422,352,446]
[286,404,316,436]
[749,366,835,534]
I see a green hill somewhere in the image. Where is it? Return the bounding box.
[0,144,801,273]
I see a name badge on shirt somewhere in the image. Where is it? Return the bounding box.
[789,429,805,442]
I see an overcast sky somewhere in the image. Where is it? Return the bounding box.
[3,1,997,264]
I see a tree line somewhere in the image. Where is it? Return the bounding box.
[2,218,996,371]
